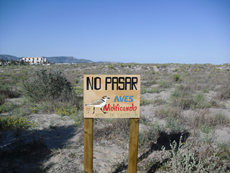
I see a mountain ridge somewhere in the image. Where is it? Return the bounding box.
[0,54,20,61]
[0,54,96,63]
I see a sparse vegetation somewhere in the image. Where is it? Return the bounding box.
[21,69,73,101]
[1,63,230,172]
[159,138,229,173]
[170,88,212,110]
[172,74,181,82]
[0,86,20,106]
[216,81,230,100]
[154,106,182,119]
[0,102,19,113]
[141,87,161,94]
[140,96,154,106]
[142,80,157,87]
[158,80,170,88]
[93,118,130,142]
[166,118,186,133]
[75,78,80,84]
[213,112,230,126]
[192,92,211,109]
[0,115,35,130]
[139,121,165,149]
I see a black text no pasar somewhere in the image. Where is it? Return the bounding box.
[86,77,138,90]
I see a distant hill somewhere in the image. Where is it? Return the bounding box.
[45,56,93,63]
[0,54,94,63]
[0,54,20,61]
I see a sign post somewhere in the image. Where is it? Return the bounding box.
[128,118,139,172]
[84,75,140,173]
[84,118,93,173]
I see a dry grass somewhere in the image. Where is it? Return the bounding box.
[154,106,182,119]
[188,109,230,129]
[212,112,230,126]
[159,140,230,173]
[0,87,20,105]
[1,63,230,173]
[93,118,130,141]
[216,81,230,100]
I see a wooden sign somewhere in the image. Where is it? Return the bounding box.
[84,75,140,118]
[84,74,140,173]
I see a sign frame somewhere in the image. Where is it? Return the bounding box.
[84,74,140,173]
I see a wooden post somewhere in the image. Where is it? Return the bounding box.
[128,118,139,173]
[84,118,93,173]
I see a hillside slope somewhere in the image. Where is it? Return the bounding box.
[0,54,20,61]
[45,56,92,63]
[0,54,93,63]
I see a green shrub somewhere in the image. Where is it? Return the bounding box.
[171,96,194,110]
[141,88,161,94]
[202,88,209,93]
[192,93,206,108]
[0,96,5,106]
[191,93,210,109]
[120,63,125,67]
[217,143,230,161]
[138,131,148,148]
[56,106,83,126]
[154,107,181,119]
[108,64,116,70]
[173,74,180,82]
[158,81,170,88]
[21,69,73,102]
[171,91,210,109]
[166,118,185,133]
[194,93,205,104]
[56,106,78,116]
[148,88,161,93]
[161,139,229,172]
[0,87,20,106]
[199,124,213,134]
[139,121,165,149]
[171,89,182,98]
[176,84,193,93]
[0,115,35,130]
[140,97,154,106]
[154,98,167,105]
[143,80,157,87]
[75,79,80,84]
[0,102,19,113]
[74,86,83,95]
[209,100,219,108]
[141,88,147,94]
[0,87,20,98]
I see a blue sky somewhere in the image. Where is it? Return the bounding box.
[0,0,229,64]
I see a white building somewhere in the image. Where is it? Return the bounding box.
[21,57,47,65]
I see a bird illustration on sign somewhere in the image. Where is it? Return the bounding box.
[85,96,110,114]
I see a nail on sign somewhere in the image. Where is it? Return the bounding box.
[84,75,140,118]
